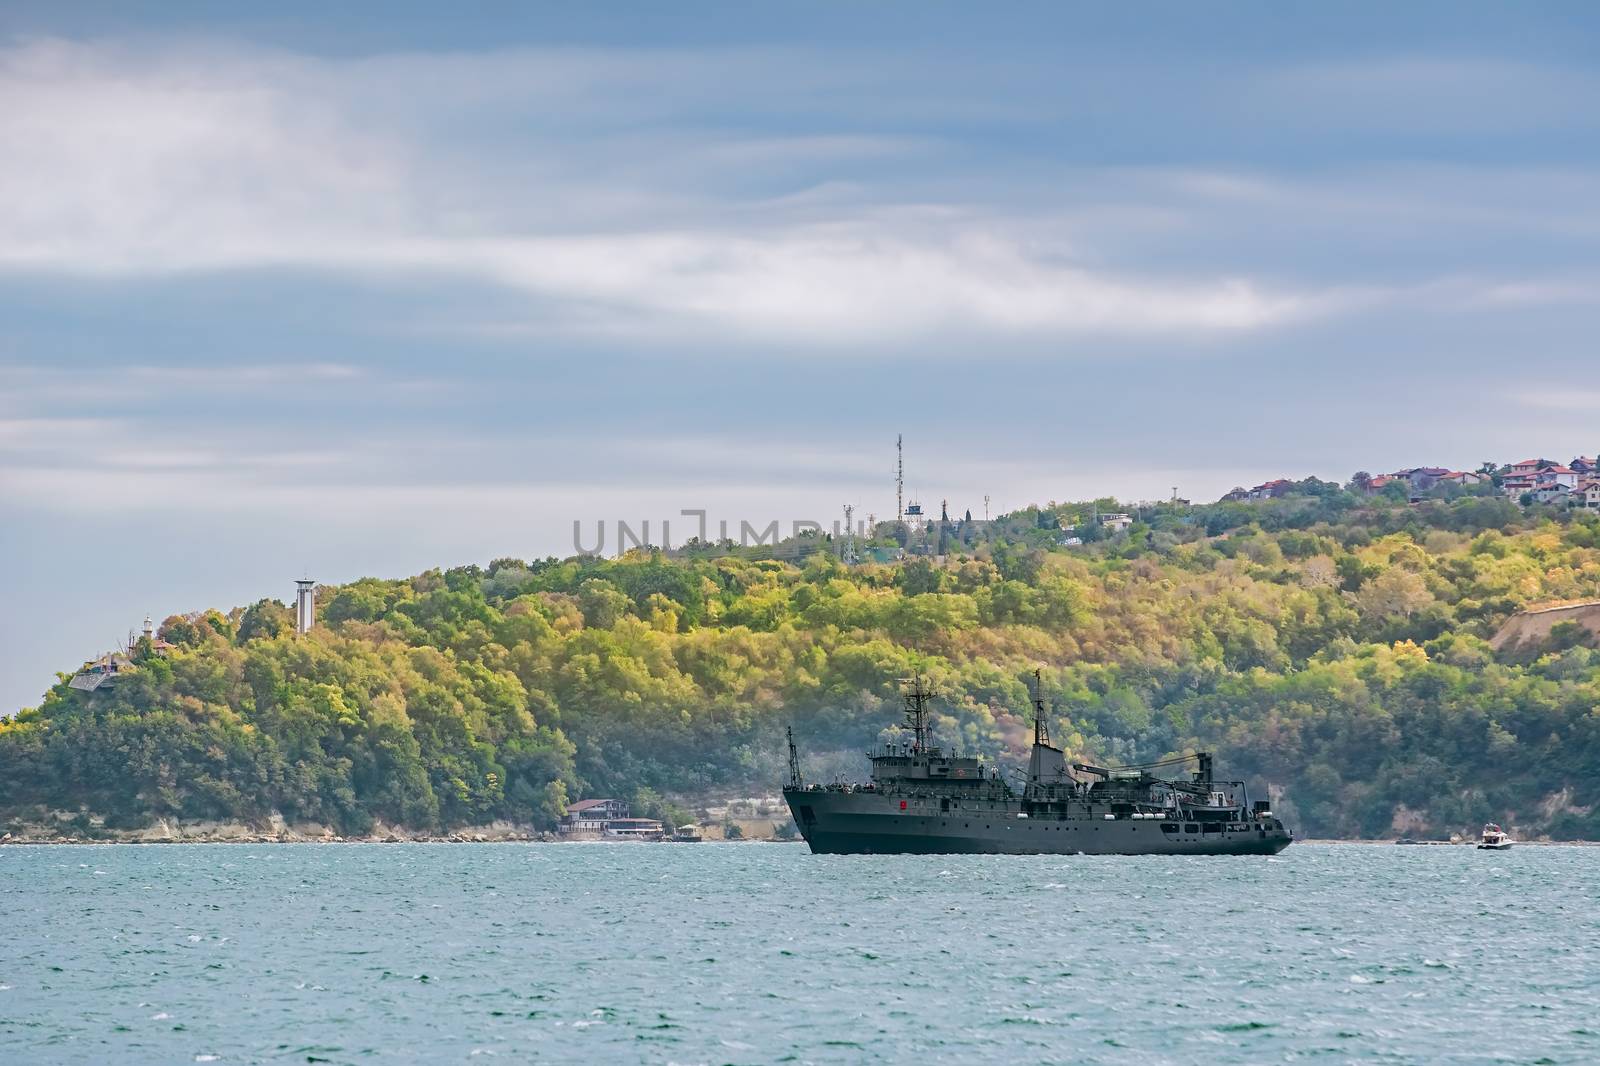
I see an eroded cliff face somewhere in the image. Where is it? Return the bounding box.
[1491,601,1600,651]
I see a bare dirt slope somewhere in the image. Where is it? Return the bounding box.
[1491,601,1600,650]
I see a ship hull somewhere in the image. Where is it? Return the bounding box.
[784,788,1291,856]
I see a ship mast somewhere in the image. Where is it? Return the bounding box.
[787,726,804,788]
[1030,667,1049,748]
[900,673,932,753]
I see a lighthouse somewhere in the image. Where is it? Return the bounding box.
[295,578,316,634]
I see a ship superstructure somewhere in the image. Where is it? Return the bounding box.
[782,673,1291,856]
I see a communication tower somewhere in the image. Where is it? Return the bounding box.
[896,434,904,528]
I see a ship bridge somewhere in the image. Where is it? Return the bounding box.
[869,748,987,784]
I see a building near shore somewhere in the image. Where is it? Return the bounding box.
[560,798,629,834]
[558,799,669,839]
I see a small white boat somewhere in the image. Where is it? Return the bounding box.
[1477,823,1514,850]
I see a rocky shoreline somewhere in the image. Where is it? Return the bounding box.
[0,816,557,845]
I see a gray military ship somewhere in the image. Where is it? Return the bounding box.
[782,674,1290,856]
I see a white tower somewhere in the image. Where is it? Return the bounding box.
[295,579,316,634]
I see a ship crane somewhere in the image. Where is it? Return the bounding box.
[1073,752,1212,779]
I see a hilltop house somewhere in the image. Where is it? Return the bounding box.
[67,650,135,692]
[1502,459,1558,497]
[1504,464,1578,502]
[1247,479,1296,500]
[1532,481,1573,505]
[1218,455,1595,509]
[1502,472,1537,495]
[137,615,178,656]
[1391,467,1451,492]
[1575,480,1600,511]
[67,615,177,692]
[1356,465,1484,500]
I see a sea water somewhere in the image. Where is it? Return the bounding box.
[1,842,1595,1064]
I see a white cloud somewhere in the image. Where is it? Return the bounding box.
[10,41,1599,348]
[0,38,1352,343]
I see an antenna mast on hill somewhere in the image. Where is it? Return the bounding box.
[896,434,905,530]
[842,504,858,565]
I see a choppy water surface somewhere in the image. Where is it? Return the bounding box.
[2,842,1597,1064]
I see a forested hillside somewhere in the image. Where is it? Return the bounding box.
[8,486,1600,840]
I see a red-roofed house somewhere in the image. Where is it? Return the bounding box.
[1502,477,1535,497]
[1501,459,1556,497]
[1545,466,1578,488]
[1247,479,1296,500]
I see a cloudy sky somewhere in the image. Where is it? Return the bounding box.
[4,2,1600,710]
